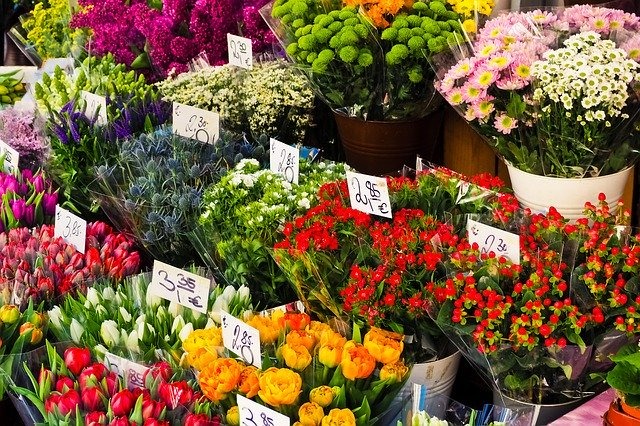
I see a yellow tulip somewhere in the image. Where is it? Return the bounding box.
[318,341,343,368]
[298,401,324,426]
[309,385,335,408]
[379,361,409,383]
[226,406,240,426]
[198,358,242,402]
[286,329,316,352]
[281,343,312,371]
[258,367,302,407]
[321,408,356,426]
[238,365,260,398]
[363,327,404,364]
[246,315,283,344]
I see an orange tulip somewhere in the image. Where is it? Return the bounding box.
[198,358,242,402]
[340,341,376,380]
[237,365,260,398]
[363,327,404,364]
[286,329,316,352]
[298,401,324,426]
[258,367,302,407]
[281,343,312,371]
[380,361,409,383]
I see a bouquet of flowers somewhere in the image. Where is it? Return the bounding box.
[0,221,141,309]
[429,196,640,405]
[93,127,266,266]
[11,342,220,425]
[48,272,253,367]
[433,5,640,178]
[70,0,276,80]
[262,0,493,120]
[273,168,519,360]
[0,106,49,171]
[195,158,348,308]
[0,169,58,232]
[156,61,316,144]
[184,309,408,425]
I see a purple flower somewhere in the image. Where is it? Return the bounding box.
[42,193,58,217]
[11,199,26,223]
[31,173,45,193]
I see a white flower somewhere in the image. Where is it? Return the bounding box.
[119,307,132,323]
[86,287,101,307]
[168,301,184,317]
[102,287,116,301]
[178,323,194,342]
[222,285,236,300]
[70,319,84,343]
[48,306,63,330]
[96,304,108,317]
[238,285,251,303]
[171,315,186,335]
[145,290,162,309]
[100,320,120,347]
[126,330,141,353]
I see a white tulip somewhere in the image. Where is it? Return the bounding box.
[145,290,162,309]
[168,301,183,317]
[100,320,120,347]
[171,315,186,335]
[70,319,84,343]
[135,314,147,325]
[178,323,194,342]
[126,330,141,353]
[48,306,63,330]
[86,288,101,307]
[238,285,250,303]
[205,318,217,329]
[102,287,116,301]
[222,285,236,300]
[96,304,108,317]
[119,307,132,323]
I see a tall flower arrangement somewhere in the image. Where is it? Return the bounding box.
[434,5,640,177]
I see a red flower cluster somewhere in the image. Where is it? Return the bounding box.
[0,222,141,308]
[38,347,219,425]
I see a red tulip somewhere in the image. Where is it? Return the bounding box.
[80,363,108,390]
[45,389,80,416]
[82,386,105,411]
[143,361,172,385]
[38,367,54,390]
[55,375,75,393]
[101,371,119,397]
[110,389,135,417]
[184,413,220,426]
[109,417,130,426]
[158,381,193,409]
[142,397,166,420]
[85,411,107,426]
[64,347,91,376]
[143,419,170,426]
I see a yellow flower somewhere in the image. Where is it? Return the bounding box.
[306,321,333,342]
[462,19,477,33]
[246,315,283,344]
[258,367,302,407]
[183,327,223,370]
[309,385,335,408]
[298,401,324,426]
[363,327,404,364]
[286,329,316,352]
[226,406,240,426]
[281,343,312,371]
[19,323,43,345]
[0,305,20,324]
[321,408,355,426]
[198,358,242,402]
[186,346,218,371]
[318,340,343,368]
[380,361,409,383]
[238,365,260,398]
[319,330,347,348]
[340,341,376,381]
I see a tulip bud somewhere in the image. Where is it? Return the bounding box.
[110,389,135,417]
[0,304,20,324]
[226,406,240,426]
[170,315,185,335]
[55,375,75,393]
[168,301,183,317]
[48,305,64,329]
[64,347,92,376]
[81,386,105,411]
[86,287,101,307]
[19,322,43,344]
[178,323,193,342]
[85,411,107,426]
[125,330,141,353]
[100,320,120,347]
[70,319,85,343]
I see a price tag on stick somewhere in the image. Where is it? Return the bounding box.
[227,34,253,69]
[238,395,290,426]
[221,312,262,369]
[346,171,392,218]
[149,260,211,313]
[0,139,19,174]
[172,102,220,144]
[80,91,107,126]
[467,219,520,264]
[54,205,87,253]
[270,138,299,184]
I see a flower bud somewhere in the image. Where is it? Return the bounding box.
[0,304,20,324]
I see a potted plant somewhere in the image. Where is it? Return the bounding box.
[604,341,640,425]
[433,5,640,219]
[429,197,640,424]
[261,0,494,174]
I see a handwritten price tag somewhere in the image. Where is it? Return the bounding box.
[149,260,211,313]
[0,139,19,174]
[238,395,290,426]
[467,219,520,264]
[346,171,392,218]
[270,138,299,184]
[80,91,107,126]
[227,34,253,69]
[54,205,87,253]
[104,352,150,390]
[221,312,261,369]
[172,102,219,144]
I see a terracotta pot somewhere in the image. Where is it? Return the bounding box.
[604,400,640,426]
[333,108,445,176]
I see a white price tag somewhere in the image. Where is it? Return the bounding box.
[149,260,211,313]
[467,219,520,264]
[0,139,19,174]
[227,34,253,69]
[104,352,150,390]
[54,205,87,253]
[221,312,261,369]
[238,395,290,426]
[346,171,392,218]
[80,91,107,126]
[270,138,299,184]
[172,103,219,144]
[42,58,75,75]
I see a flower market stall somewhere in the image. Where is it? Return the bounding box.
[0,0,640,425]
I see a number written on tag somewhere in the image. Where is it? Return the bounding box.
[149,260,211,313]
[269,138,299,184]
[173,103,219,144]
[467,219,520,264]
[238,395,290,426]
[0,139,19,174]
[346,171,392,218]
[104,352,150,390]
[221,312,261,369]
[227,34,253,69]
[54,205,87,253]
[80,91,107,126]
